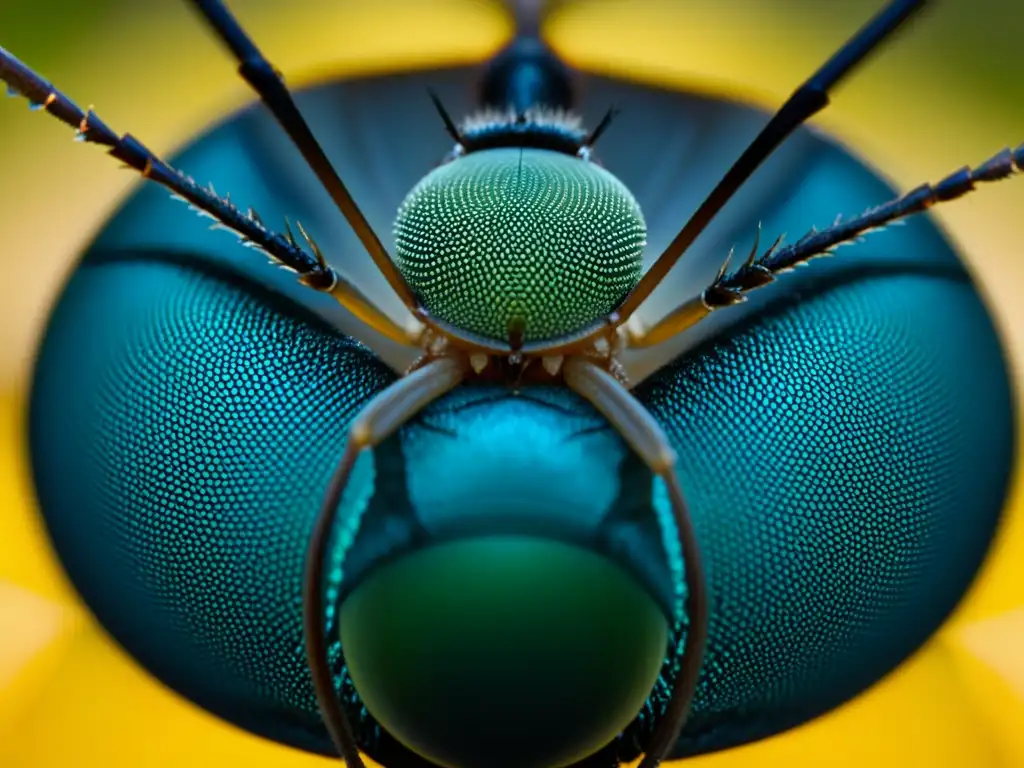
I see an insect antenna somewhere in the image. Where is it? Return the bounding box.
[630,144,1024,348]
[0,45,414,347]
[613,0,930,324]
[428,88,465,145]
[184,0,419,310]
[0,43,331,278]
[582,105,621,149]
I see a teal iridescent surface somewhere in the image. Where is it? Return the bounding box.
[29,67,1013,768]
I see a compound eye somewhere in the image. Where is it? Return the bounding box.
[393,148,646,344]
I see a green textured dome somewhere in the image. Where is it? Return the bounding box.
[340,537,669,768]
[394,148,646,343]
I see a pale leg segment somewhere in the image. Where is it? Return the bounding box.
[326,273,423,346]
[626,297,710,350]
[564,357,709,768]
[302,357,467,767]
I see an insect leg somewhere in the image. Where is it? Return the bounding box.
[0,46,417,347]
[613,0,930,326]
[184,0,421,312]
[303,357,468,766]
[563,357,708,768]
[627,143,1023,349]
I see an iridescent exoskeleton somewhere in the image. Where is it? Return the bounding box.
[4,1,1017,767]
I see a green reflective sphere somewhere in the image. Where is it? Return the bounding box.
[339,536,669,768]
[393,149,646,344]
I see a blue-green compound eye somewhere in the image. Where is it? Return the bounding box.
[393,148,646,343]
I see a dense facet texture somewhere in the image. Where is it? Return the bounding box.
[29,67,1014,766]
[633,272,1012,759]
[30,253,397,755]
[31,252,1012,766]
[393,148,645,342]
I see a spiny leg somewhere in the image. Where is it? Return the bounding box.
[303,357,467,766]
[629,143,1024,348]
[0,46,414,347]
[563,357,709,768]
[613,0,929,325]
[184,0,420,311]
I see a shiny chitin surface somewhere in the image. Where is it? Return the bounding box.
[29,66,1013,765]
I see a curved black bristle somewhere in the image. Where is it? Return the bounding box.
[428,89,464,145]
[583,106,621,149]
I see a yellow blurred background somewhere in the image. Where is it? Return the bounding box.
[1,0,1022,765]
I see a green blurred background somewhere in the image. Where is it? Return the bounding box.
[1,1,1023,766]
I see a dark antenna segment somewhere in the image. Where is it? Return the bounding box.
[185,0,419,309]
[0,45,338,290]
[428,89,465,145]
[583,106,621,149]
[614,0,931,323]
